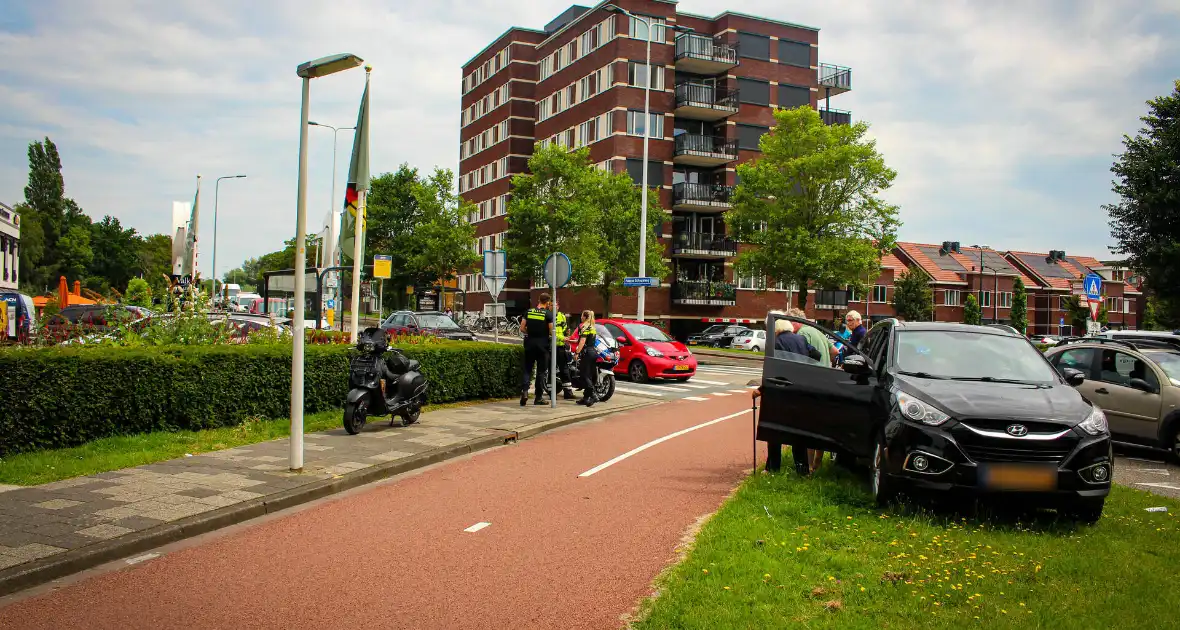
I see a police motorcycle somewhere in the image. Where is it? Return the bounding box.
[344,327,429,434]
[549,328,619,402]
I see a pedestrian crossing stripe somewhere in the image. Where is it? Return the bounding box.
[687,379,729,385]
[615,386,664,396]
[712,392,731,396]
[684,396,709,401]
[679,383,710,389]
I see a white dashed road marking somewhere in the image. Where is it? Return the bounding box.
[464,522,491,533]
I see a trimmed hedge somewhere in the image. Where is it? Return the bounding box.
[0,341,523,457]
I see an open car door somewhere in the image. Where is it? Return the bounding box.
[758,314,885,465]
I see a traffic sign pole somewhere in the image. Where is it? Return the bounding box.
[544,253,572,409]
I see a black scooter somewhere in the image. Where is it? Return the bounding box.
[344,327,429,435]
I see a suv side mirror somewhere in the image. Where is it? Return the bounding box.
[842,354,872,376]
[1129,377,1155,393]
[1061,368,1085,387]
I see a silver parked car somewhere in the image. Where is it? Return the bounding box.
[731,329,767,352]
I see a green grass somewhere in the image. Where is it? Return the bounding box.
[633,456,1180,629]
[0,398,504,486]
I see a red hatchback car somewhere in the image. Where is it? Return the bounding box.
[569,318,697,383]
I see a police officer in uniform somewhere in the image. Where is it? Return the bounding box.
[519,293,555,406]
[574,310,599,407]
[553,302,576,400]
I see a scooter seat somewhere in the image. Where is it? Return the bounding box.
[406,359,421,372]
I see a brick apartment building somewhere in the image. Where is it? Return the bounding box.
[456,0,852,339]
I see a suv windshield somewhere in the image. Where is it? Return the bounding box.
[417,314,460,330]
[624,323,672,342]
[1145,351,1180,385]
[895,330,1058,383]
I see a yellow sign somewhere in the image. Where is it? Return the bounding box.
[326,308,335,327]
[373,254,392,279]
[0,303,8,338]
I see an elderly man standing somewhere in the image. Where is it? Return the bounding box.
[845,310,868,349]
[788,307,837,366]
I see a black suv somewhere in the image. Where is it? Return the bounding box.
[688,324,749,347]
[757,315,1112,522]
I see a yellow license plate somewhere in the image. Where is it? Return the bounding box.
[980,464,1057,491]
[674,364,690,371]
[688,340,698,345]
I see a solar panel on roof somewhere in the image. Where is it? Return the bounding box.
[981,251,1017,274]
[917,246,966,271]
[1018,254,1074,279]
[1065,258,1092,276]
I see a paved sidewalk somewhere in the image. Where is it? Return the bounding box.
[0,395,655,596]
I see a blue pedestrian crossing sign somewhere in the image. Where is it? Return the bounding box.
[326,299,335,309]
[1084,273,1102,301]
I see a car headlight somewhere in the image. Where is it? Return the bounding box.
[646,346,664,357]
[895,391,950,426]
[1078,406,1109,436]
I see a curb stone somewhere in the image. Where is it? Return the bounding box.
[0,400,654,598]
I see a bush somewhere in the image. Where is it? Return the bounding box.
[0,341,522,456]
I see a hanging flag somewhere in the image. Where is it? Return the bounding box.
[339,77,371,262]
[182,175,201,278]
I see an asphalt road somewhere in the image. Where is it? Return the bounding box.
[1113,444,1180,500]
[0,395,762,630]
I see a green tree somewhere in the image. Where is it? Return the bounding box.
[13,203,45,291]
[892,268,933,321]
[964,293,982,325]
[506,145,604,287]
[728,107,901,308]
[124,277,152,308]
[1106,80,1180,326]
[56,224,93,282]
[137,233,175,297]
[1143,295,1179,331]
[1010,277,1029,334]
[406,168,480,288]
[588,168,668,316]
[88,216,141,291]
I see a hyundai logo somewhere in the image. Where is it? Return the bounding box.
[1006,424,1029,437]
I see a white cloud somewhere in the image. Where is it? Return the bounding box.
[0,0,1177,280]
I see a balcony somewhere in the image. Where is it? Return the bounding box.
[672,280,737,306]
[674,33,738,75]
[817,63,852,96]
[674,83,739,121]
[819,108,852,126]
[673,134,737,167]
[672,231,737,258]
[672,182,733,212]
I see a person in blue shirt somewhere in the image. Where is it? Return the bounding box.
[845,310,867,348]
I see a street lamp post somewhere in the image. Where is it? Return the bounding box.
[211,175,247,307]
[291,53,365,472]
[604,5,692,321]
[308,121,355,330]
[969,244,989,320]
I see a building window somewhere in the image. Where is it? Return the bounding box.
[1124,299,1132,314]
[738,32,770,60]
[737,275,766,290]
[624,158,664,187]
[736,124,768,151]
[872,285,888,303]
[999,292,1013,308]
[778,84,811,108]
[944,290,961,306]
[628,16,666,42]
[627,62,664,91]
[980,291,993,308]
[627,110,663,138]
[737,78,770,106]
[779,39,811,67]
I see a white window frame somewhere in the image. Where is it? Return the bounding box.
[626,111,663,138]
[871,285,888,303]
[980,291,993,308]
[627,61,665,91]
[944,289,961,307]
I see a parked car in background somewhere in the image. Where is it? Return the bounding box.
[731,329,767,352]
[573,318,696,383]
[986,323,1022,336]
[380,311,475,342]
[759,316,1112,522]
[1030,335,1060,346]
[1097,330,1180,347]
[248,297,290,316]
[688,324,750,348]
[1046,337,1180,459]
[42,304,154,337]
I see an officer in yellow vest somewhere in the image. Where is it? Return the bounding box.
[553,304,576,400]
[519,293,555,406]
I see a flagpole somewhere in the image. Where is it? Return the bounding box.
[349,65,371,344]
[291,75,311,472]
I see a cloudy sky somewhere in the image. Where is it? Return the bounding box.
[1,0,1178,280]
